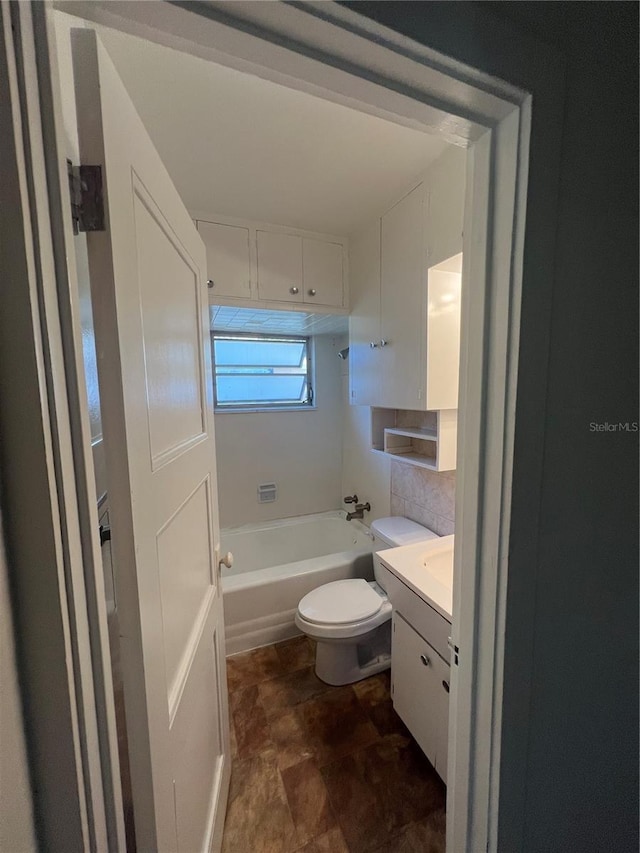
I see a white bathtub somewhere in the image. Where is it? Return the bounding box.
[221,511,375,654]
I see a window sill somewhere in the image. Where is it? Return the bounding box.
[214,405,318,414]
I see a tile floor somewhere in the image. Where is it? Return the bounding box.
[222,637,446,853]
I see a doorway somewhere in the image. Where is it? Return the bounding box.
[6,3,533,850]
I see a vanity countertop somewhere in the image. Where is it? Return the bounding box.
[378,534,455,621]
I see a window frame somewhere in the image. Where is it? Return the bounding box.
[211,331,315,413]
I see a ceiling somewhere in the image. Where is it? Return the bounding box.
[85,21,449,236]
[210,306,349,337]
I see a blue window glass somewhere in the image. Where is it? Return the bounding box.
[212,334,312,409]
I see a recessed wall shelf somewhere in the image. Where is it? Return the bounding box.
[371,408,457,472]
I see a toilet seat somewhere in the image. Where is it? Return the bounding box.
[298,578,383,625]
[295,580,392,641]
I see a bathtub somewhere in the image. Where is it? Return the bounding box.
[221,510,375,654]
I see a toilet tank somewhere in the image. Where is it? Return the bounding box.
[370,517,439,590]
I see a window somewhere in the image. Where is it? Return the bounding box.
[212,333,313,410]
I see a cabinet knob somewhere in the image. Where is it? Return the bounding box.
[380,339,388,347]
[290,286,299,295]
[207,279,215,289]
[218,551,234,570]
[420,654,430,667]
[369,341,378,349]
[307,289,317,297]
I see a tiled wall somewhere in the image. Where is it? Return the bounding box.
[390,460,455,536]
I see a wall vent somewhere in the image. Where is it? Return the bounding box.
[257,483,277,503]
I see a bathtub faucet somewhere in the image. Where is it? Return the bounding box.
[344,495,371,521]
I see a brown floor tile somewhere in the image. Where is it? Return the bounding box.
[230,684,272,759]
[282,758,336,846]
[222,649,446,853]
[229,714,238,759]
[227,645,283,693]
[296,686,380,768]
[370,809,446,853]
[323,733,445,851]
[294,825,349,852]
[321,752,388,853]
[360,734,445,831]
[223,749,297,853]
[258,666,332,718]
[275,636,316,673]
[269,708,315,770]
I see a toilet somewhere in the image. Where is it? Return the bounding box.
[295,517,439,685]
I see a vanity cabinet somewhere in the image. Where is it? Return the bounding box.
[195,214,347,310]
[348,146,465,410]
[392,611,450,783]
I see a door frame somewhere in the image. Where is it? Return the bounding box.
[3,2,564,850]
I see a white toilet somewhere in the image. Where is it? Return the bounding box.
[295,517,439,685]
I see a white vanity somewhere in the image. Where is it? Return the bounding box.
[375,535,454,783]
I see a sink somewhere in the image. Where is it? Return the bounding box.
[378,534,454,620]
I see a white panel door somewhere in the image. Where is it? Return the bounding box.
[72,30,230,852]
[380,183,427,410]
[197,220,252,299]
[256,230,303,302]
[302,237,344,306]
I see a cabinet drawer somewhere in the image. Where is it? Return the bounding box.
[392,612,450,780]
[381,562,451,662]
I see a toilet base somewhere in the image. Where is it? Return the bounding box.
[313,621,392,686]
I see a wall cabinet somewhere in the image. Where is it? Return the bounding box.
[348,146,465,410]
[392,611,450,783]
[195,214,347,311]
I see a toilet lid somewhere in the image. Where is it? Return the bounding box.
[298,579,382,625]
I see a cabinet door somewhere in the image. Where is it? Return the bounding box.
[302,238,344,307]
[348,220,381,406]
[197,220,251,299]
[426,146,466,266]
[256,230,303,302]
[391,612,449,780]
[380,184,427,409]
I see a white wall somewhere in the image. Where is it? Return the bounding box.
[215,334,346,527]
[341,395,391,523]
[0,514,37,853]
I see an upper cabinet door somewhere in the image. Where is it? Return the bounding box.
[380,183,427,410]
[256,230,303,302]
[348,220,381,406]
[426,147,466,266]
[302,238,344,307]
[197,220,251,299]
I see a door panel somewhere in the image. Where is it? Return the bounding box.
[134,183,206,467]
[197,220,252,299]
[256,230,303,301]
[380,183,427,410]
[302,237,344,306]
[72,29,230,852]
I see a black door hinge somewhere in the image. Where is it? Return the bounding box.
[67,160,105,235]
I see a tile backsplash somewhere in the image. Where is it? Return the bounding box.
[390,460,455,536]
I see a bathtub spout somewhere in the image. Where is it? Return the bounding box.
[346,502,371,521]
